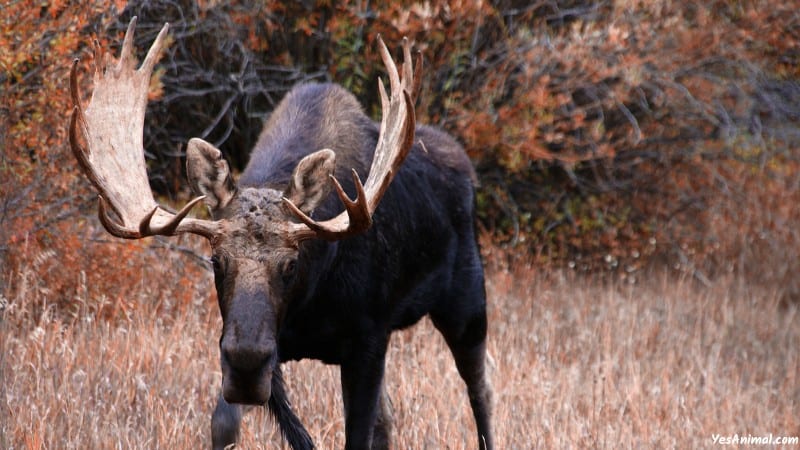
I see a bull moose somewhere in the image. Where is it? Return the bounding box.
[69,18,493,450]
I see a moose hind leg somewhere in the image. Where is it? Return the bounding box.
[431,310,494,450]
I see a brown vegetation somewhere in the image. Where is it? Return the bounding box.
[2,254,798,448]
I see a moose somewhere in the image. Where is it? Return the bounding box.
[69,18,493,450]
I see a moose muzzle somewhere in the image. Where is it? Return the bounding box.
[219,269,278,405]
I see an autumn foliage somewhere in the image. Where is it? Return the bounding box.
[2,0,800,322]
[1,1,209,321]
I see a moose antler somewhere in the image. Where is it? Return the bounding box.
[283,36,421,242]
[69,18,221,239]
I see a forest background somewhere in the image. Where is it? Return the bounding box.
[3,0,800,302]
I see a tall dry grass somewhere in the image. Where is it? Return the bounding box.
[1,252,798,448]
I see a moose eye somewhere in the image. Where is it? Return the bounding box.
[210,255,224,275]
[281,259,297,285]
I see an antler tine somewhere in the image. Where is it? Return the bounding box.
[140,21,170,74]
[283,170,371,233]
[286,37,418,243]
[138,195,208,236]
[334,169,371,226]
[378,36,402,100]
[69,17,220,240]
[118,17,137,71]
[402,37,412,87]
[411,47,423,102]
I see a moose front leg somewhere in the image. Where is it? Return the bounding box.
[211,393,243,450]
[340,339,390,450]
[374,383,394,449]
[342,375,393,450]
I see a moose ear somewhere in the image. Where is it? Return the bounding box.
[186,138,236,214]
[284,149,336,215]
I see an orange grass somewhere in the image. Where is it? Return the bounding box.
[1,256,798,448]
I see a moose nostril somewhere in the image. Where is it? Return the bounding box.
[221,340,275,372]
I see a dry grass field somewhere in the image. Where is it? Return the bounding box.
[2,248,798,449]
